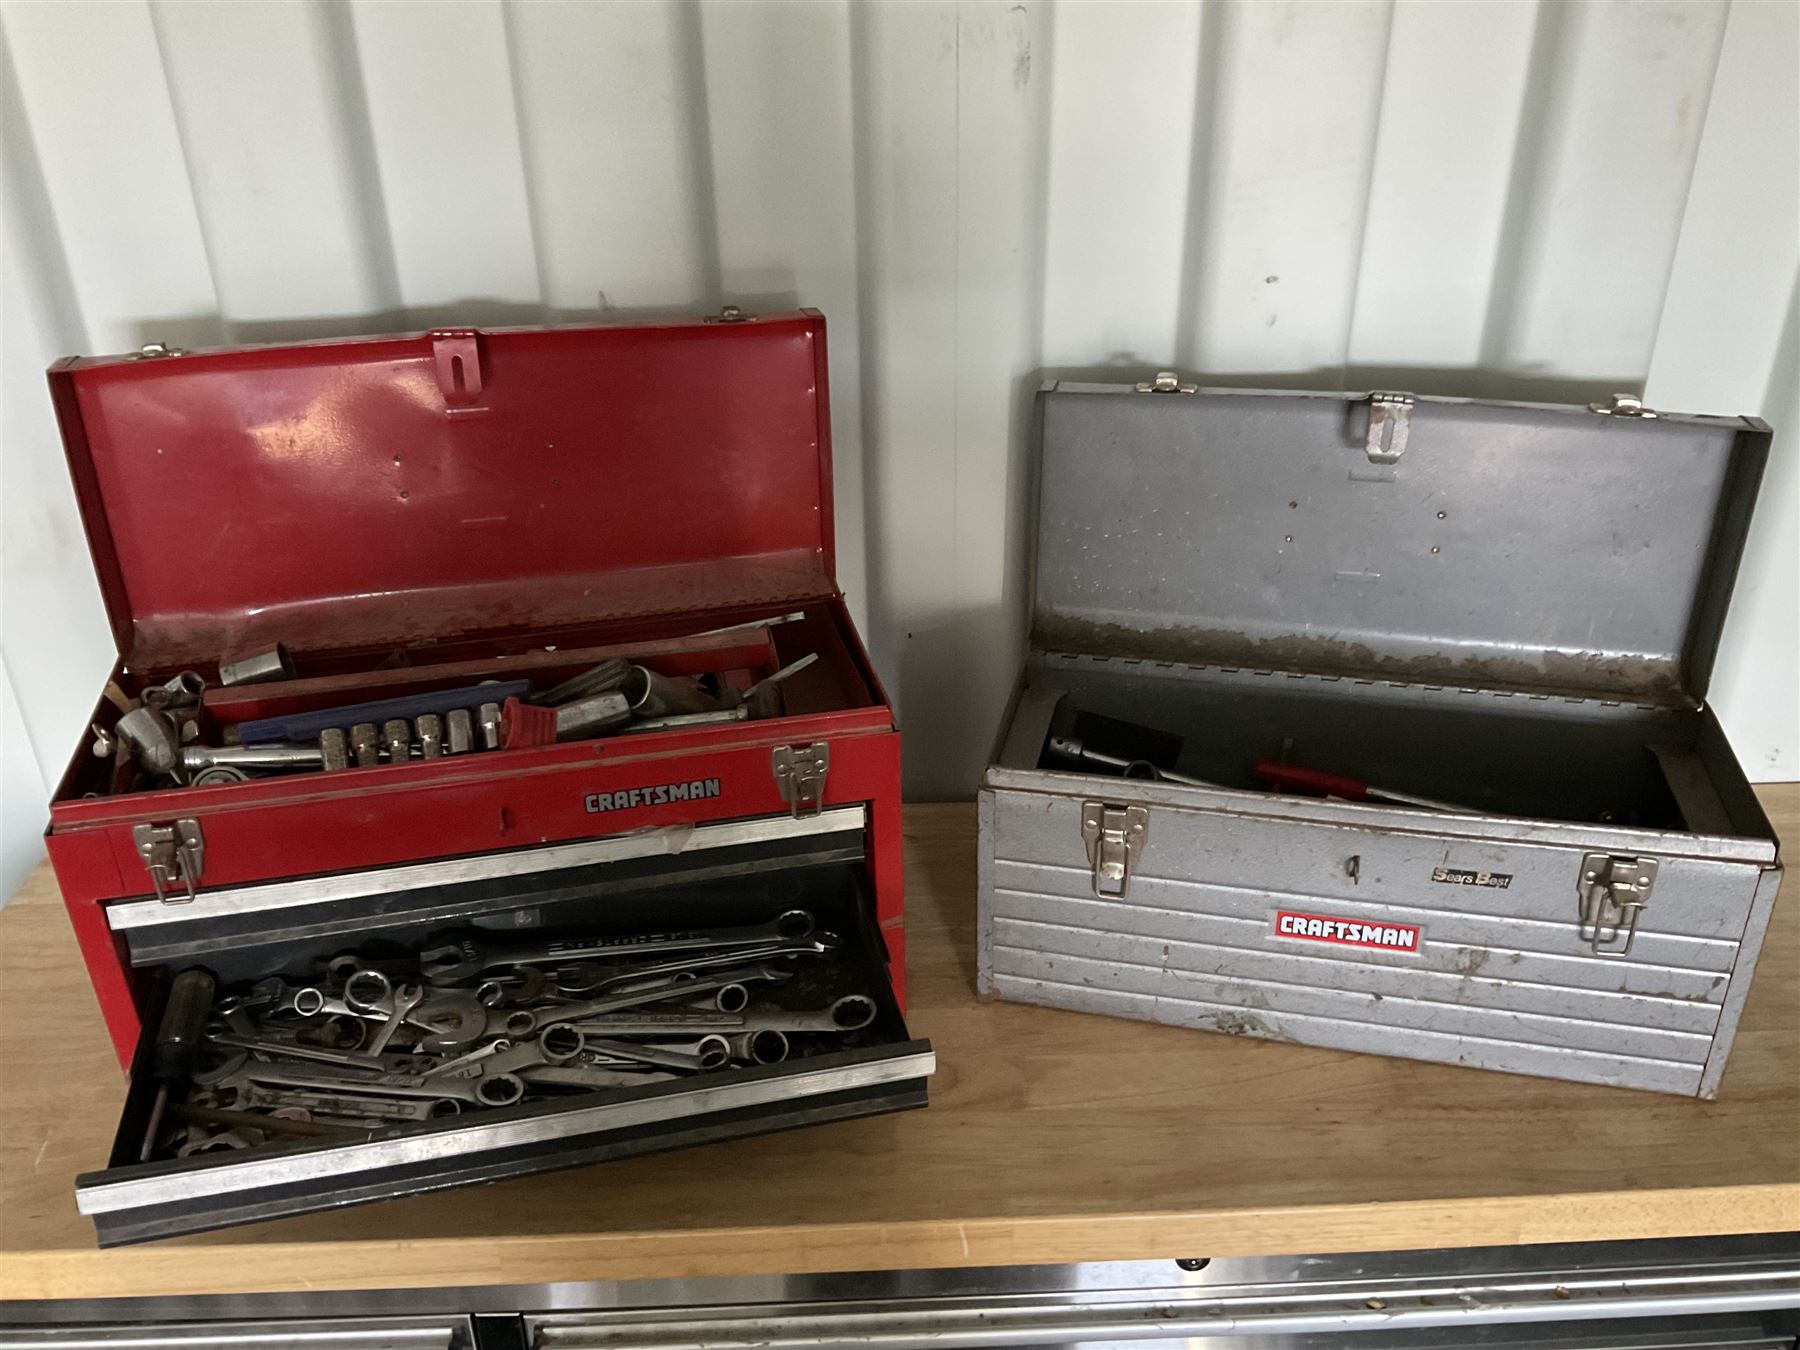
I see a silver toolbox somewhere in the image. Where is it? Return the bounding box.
[978,381,1782,1096]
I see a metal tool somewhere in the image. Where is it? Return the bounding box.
[1251,759,1469,813]
[320,727,350,771]
[234,680,533,746]
[478,702,502,750]
[622,665,719,718]
[140,968,216,1161]
[446,708,473,754]
[142,671,206,712]
[217,645,295,687]
[180,743,324,775]
[115,704,183,777]
[539,658,630,707]
[382,719,411,764]
[418,910,817,983]
[555,691,632,738]
[349,722,380,767]
[417,714,444,758]
[1048,736,1216,787]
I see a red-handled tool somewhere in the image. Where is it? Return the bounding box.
[1252,759,1471,814]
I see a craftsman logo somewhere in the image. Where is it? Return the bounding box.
[585,778,722,812]
[1432,866,1513,889]
[1273,910,1422,953]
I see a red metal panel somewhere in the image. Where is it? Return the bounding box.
[51,313,836,669]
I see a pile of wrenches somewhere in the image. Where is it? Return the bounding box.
[159,908,881,1160]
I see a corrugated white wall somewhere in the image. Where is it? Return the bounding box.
[3,0,1796,899]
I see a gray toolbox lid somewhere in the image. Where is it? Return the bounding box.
[1032,385,1772,707]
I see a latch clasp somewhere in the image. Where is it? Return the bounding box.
[1588,392,1658,419]
[1135,371,1197,394]
[1577,851,1657,957]
[772,743,829,818]
[1081,801,1148,897]
[132,818,204,904]
[1364,392,1414,464]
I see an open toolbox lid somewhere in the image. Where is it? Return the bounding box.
[50,312,837,671]
[1032,384,1772,707]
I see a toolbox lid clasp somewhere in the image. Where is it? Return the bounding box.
[1363,391,1415,465]
[1081,801,1147,898]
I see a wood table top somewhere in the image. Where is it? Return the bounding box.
[3,793,1796,1300]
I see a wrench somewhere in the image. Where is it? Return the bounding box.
[216,1077,459,1123]
[578,1036,726,1072]
[516,1064,676,1091]
[228,1059,525,1108]
[418,910,817,983]
[567,995,876,1036]
[517,961,795,1033]
[364,984,424,1056]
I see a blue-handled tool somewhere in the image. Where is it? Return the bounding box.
[235,681,532,745]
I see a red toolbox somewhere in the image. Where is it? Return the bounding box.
[42,311,931,1245]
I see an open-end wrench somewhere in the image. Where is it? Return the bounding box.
[418,910,818,983]
[516,1064,676,1091]
[215,1077,459,1123]
[567,995,876,1036]
[228,1058,525,1108]
[578,1036,726,1072]
[513,961,794,1034]
[364,984,423,1056]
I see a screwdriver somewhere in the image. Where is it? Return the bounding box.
[139,967,216,1162]
[1252,759,1470,814]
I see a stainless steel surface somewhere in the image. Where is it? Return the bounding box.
[104,808,865,934]
[0,1315,467,1347]
[179,744,325,774]
[3,1237,1792,1343]
[1031,385,1770,705]
[479,702,502,751]
[77,1050,936,1214]
[622,667,718,718]
[319,728,349,772]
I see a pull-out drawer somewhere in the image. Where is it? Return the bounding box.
[76,809,932,1246]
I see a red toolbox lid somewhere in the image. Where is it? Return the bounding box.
[50,313,837,670]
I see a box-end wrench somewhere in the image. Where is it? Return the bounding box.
[513,961,794,1034]
[418,910,817,983]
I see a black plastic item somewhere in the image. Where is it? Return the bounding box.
[1071,710,1184,774]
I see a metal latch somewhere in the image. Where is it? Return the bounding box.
[1588,392,1658,419]
[1134,371,1197,394]
[707,305,757,323]
[132,819,204,904]
[429,329,485,407]
[130,341,188,359]
[1081,801,1148,897]
[772,743,829,818]
[1364,392,1414,463]
[1577,852,1658,957]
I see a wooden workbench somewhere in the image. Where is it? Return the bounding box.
[3,796,1796,1301]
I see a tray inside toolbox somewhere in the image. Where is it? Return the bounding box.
[76,826,929,1247]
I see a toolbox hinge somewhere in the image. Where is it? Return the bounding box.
[132,818,205,904]
[1364,392,1414,464]
[1588,391,1659,419]
[1081,801,1148,898]
[1576,852,1657,957]
[772,743,829,818]
[1134,371,1197,395]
